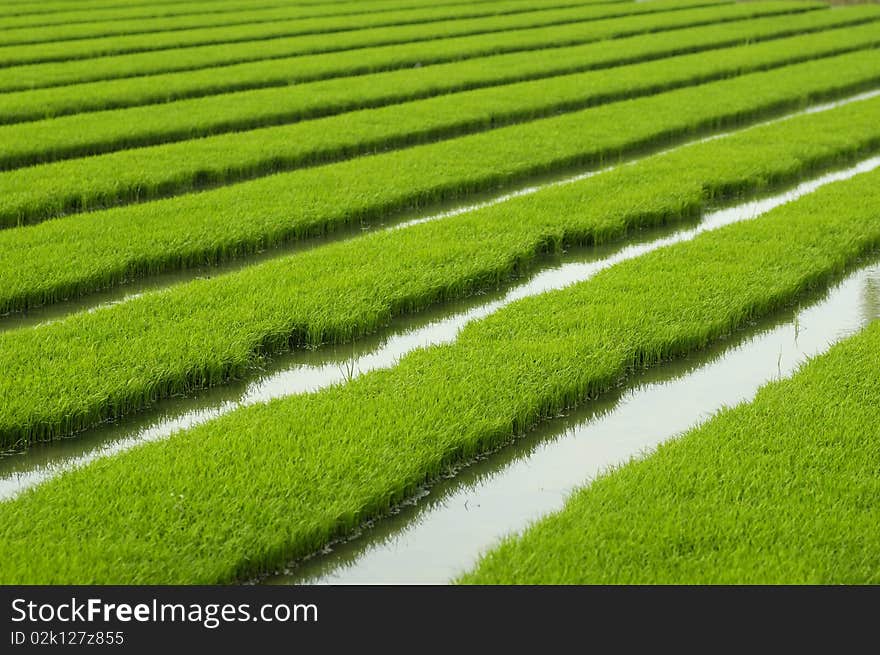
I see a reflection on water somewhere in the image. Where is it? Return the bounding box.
[3,156,877,500]
[2,155,878,506]
[267,262,880,585]
[2,90,878,332]
[863,276,880,324]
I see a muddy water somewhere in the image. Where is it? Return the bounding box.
[1,155,877,504]
[266,261,880,584]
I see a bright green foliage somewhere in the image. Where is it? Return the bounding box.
[7,6,870,123]
[0,0,731,67]
[2,0,878,587]
[2,49,880,314]
[0,0,351,21]
[0,1,804,91]
[4,20,879,171]
[0,0,613,47]
[462,319,880,584]
[1,157,879,584]
[1,93,879,448]
[0,0,414,29]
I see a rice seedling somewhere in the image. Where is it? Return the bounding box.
[0,0,320,28]
[0,1,805,91]
[2,159,879,584]
[0,0,622,47]
[1,0,304,19]
[5,19,879,171]
[1,49,879,316]
[0,0,733,67]
[5,6,878,124]
[4,0,878,588]
[1,92,879,449]
[460,317,880,584]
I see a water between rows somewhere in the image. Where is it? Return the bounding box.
[265,258,880,584]
[1,155,877,504]
[1,90,877,333]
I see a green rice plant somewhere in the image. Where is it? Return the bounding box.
[0,0,569,41]
[2,0,505,16]
[0,0,309,18]
[0,0,301,27]
[2,49,880,314]
[6,6,878,124]
[461,317,880,584]
[0,1,807,91]
[6,19,880,172]
[0,0,617,47]
[0,0,732,67]
[0,0,397,29]
[1,93,880,449]
[2,157,879,584]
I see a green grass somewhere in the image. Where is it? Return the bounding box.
[0,0,615,47]
[2,155,879,584]
[2,49,880,315]
[0,0,729,67]
[5,19,879,172]
[0,1,804,91]
[1,92,879,449]
[461,318,880,584]
[7,6,870,124]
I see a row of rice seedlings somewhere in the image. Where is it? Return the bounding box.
[0,0,727,67]
[2,161,880,584]
[9,165,873,512]
[0,0,510,22]
[8,7,871,124]
[1,92,879,450]
[0,0,805,91]
[0,0,302,20]
[48,16,880,128]
[0,0,611,47]
[462,316,880,584]
[2,48,879,314]
[7,18,879,172]
[0,0,355,28]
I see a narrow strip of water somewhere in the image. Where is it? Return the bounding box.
[267,259,880,584]
[3,155,876,503]
[1,89,876,332]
